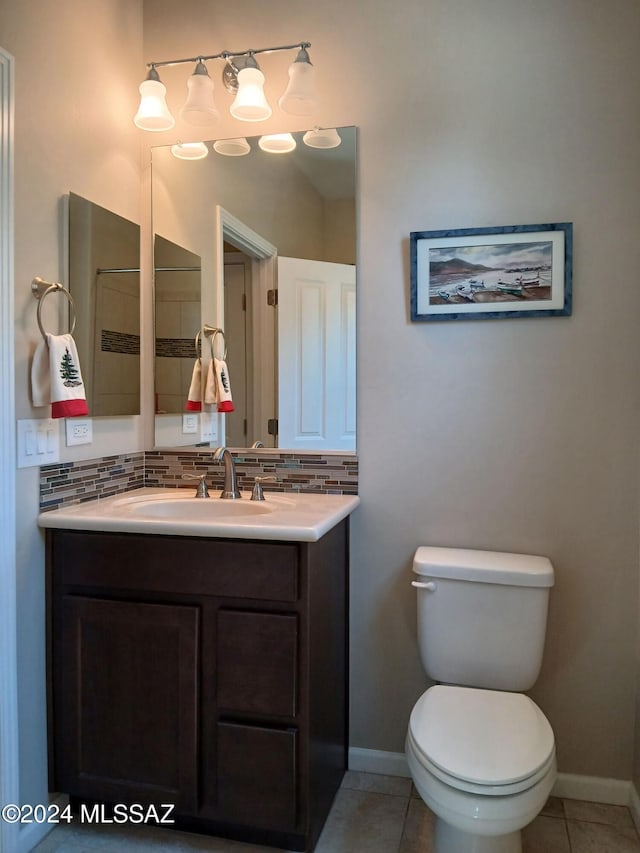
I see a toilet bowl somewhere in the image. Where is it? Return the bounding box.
[407,685,556,853]
[406,547,556,853]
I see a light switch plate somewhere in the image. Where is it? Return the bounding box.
[182,413,198,434]
[17,418,60,467]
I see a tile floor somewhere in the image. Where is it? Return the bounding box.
[32,771,640,853]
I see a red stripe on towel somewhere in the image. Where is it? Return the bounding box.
[51,399,89,419]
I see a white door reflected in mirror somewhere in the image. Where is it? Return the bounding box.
[278,257,356,451]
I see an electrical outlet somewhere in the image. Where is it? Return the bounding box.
[65,418,93,446]
[182,413,199,434]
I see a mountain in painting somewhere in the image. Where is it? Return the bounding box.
[429,257,495,276]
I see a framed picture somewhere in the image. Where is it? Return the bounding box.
[410,223,572,321]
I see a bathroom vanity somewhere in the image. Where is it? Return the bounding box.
[41,489,359,851]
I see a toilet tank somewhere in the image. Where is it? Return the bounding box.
[413,546,554,692]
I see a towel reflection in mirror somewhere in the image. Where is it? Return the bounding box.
[186,326,234,414]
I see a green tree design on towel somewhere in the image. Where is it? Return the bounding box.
[59,347,82,387]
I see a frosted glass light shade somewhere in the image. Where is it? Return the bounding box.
[230,67,272,121]
[259,133,296,153]
[213,137,251,156]
[303,127,341,149]
[180,63,220,126]
[278,56,319,116]
[134,76,175,131]
[171,142,209,160]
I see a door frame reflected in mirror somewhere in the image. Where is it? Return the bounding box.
[216,207,277,448]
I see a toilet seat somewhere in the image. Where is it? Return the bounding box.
[409,685,555,796]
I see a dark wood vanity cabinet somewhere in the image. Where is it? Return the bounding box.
[46,522,349,852]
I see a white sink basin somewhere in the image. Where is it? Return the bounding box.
[123,497,274,520]
[39,487,360,542]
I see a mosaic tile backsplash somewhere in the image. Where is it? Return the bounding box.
[40,453,145,511]
[40,450,358,511]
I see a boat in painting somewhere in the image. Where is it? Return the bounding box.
[456,285,475,301]
[497,281,523,296]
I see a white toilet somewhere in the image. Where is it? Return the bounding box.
[405,546,556,853]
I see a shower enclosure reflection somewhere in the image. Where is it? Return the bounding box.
[153,236,202,415]
[68,193,141,416]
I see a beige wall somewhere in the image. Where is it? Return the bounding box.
[151,141,331,266]
[5,0,640,818]
[143,0,640,780]
[324,198,356,266]
[1,0,144,808]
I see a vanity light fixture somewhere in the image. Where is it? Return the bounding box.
[170,141,209,160]
[258,132,296,153]
[229,54,272,121]
[278,48,319,115]
[133,67,175,131]
[303,127,342,149]
[180,61,220,126]
[212,137,251,156]
[134,42,318,131]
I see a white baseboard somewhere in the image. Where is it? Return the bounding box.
[348,747,411,778]
[17,793,67,853]
[551,773,630,806]
[18,821,50,853]
[348,747,632,807]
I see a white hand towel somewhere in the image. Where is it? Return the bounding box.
[213,357,234,413]
[32,334,88,418]
[185,358,203,411]
[204,359,217,406]
[31,338,51,407]
[203,358,234,412]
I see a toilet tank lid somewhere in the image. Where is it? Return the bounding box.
[413,546,554,587]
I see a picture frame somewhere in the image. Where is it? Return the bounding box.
[409,223,572,322]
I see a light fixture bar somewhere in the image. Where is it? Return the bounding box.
[134,41,317,130]
[148,42,311,72]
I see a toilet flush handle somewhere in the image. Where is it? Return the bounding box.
[411,580,436,591]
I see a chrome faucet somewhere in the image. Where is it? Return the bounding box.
[212,447,241,499]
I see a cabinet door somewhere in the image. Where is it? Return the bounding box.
[217,609,298,717]
[54,596,199,811]
[217,721,297,831]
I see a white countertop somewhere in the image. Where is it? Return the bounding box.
[38,487,360,542]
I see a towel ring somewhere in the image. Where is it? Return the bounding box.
[31,276,76,339]
[209,328,227,361]
[194,330,203,359]
[201,324,227,360]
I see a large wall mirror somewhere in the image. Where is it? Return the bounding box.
[68,193,141,416]
[151,126,356,452]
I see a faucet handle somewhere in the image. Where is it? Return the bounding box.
[181,472,210,498]
[251,476,277,501]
